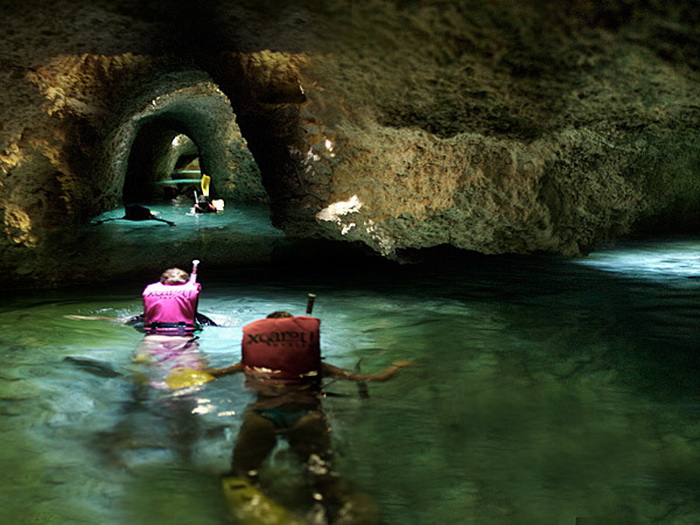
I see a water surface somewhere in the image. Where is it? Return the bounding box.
[1,236,698,525]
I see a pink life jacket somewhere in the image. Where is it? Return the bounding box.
[241,316,321,381]
[142,281,201,335]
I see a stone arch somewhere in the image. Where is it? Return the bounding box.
[99,71,268,215]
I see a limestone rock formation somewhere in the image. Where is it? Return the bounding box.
[1,0,699,288]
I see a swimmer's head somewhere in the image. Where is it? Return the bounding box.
[267,311,293,318]
[160,268,189,285]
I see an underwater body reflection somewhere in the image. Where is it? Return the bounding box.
[1,236,699,525]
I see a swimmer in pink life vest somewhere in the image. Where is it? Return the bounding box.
[142,267,201,336]
[64,263,216,332]
[204,310,416,524]
[135,265,208,388]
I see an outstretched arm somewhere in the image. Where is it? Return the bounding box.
[204,362,244,378]
[322,360,417,382]
[64,314,133,323]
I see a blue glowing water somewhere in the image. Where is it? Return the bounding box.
[1,236,698,525]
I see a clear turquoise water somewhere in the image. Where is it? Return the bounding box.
[1,235,699,525]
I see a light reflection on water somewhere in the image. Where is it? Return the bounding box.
[1,236,699,525]
[573,236,700,283]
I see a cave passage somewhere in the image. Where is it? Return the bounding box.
[89,114,285,270]
[123,122,209,207]
[154,134,206,204]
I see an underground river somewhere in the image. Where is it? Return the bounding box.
[1,224,698,524]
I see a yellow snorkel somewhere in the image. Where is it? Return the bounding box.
[201,174,211,197]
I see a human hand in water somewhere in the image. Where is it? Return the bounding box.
[390,360,420,369]
[64,314,126,322]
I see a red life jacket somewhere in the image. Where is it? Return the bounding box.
[142,281,201,335]
[241,316,321,381]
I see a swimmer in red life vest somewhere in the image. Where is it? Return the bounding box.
[204,310,416,524]
[134,265,210,388]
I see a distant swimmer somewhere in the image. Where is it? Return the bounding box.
[92,204,176,227]
[191,195,217,214]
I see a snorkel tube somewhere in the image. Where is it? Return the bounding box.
[189,259,200,283]
[306,293,316,315]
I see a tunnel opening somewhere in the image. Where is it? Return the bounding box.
[122,118,210,208]
[85,77,288,275]
[96,74,273,227]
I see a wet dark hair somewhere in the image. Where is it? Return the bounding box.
[160,268,189,285]
[267,311,293,318]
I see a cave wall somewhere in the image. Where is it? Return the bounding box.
[215,0,700,256]
[1,0,699,287]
